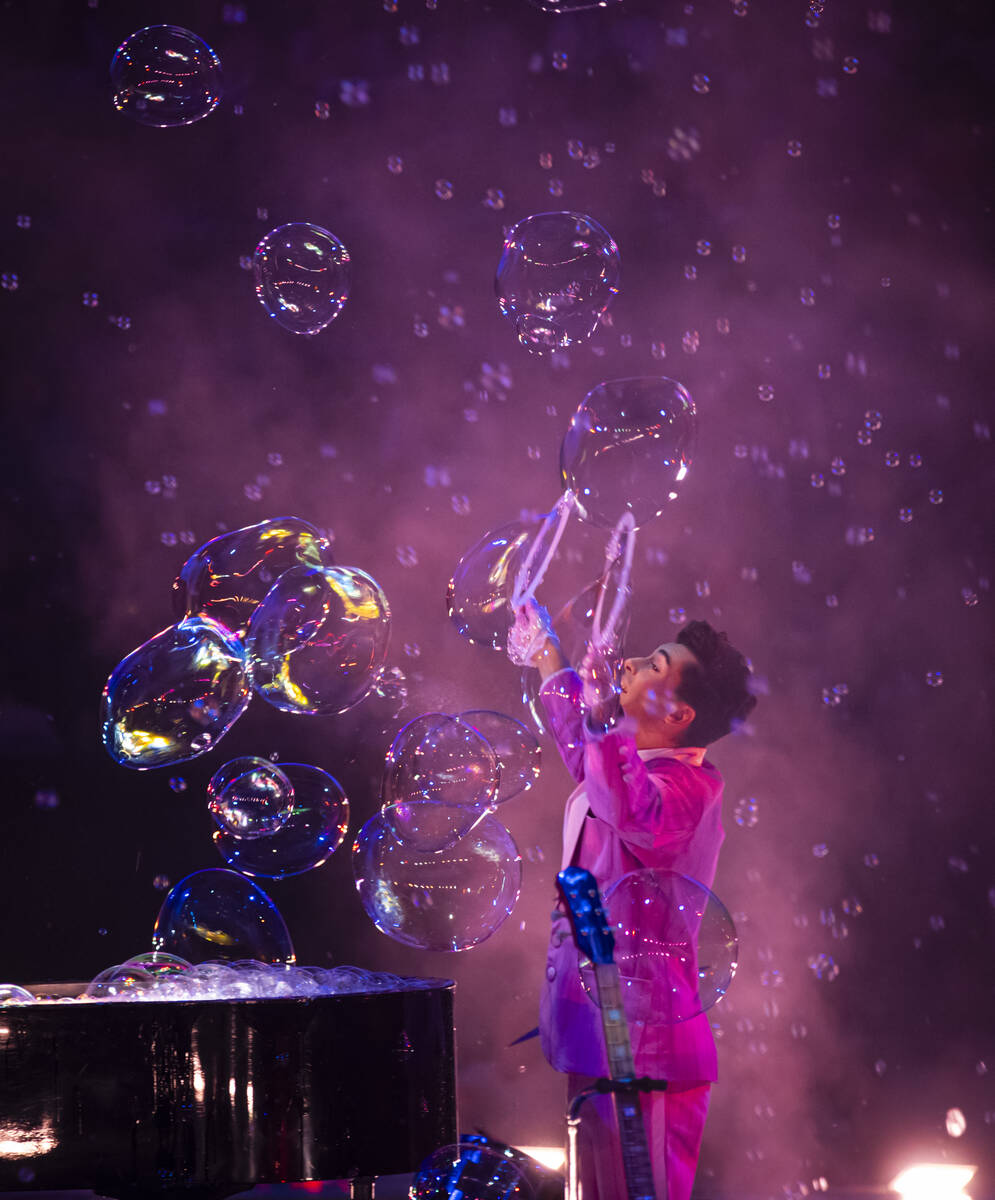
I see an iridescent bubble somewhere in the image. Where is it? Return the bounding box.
[412,1139,535,1199]
[213,763,349,879]
[172,516,333,634]
[577,869,738,1023]
[253,223,351,335]
[446,517,539,650]
[353,807,522,951]
[207,756,295,839]
[153,868,295,963]
[495,212,620,353]
[560,376,697,528]
[84,964,153,1001]
[101,617,251,769]
[121,951,193,980]
[459,711,541,803]
[246,565,391,715]
[110,25,222,128]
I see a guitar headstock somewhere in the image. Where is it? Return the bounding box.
[557,867,615,965]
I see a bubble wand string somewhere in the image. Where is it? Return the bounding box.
[509,489,577,610]
[590,510,637,653]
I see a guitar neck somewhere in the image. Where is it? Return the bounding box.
[592,963,656,1200]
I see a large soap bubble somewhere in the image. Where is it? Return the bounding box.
[459,711,541,803]
[110,25,222,128]
[384,713,499,809]
[207,756,295,839]
[353,807,522,951]
[560,376,697,528]
[172,516,333,634]
[101,616,251,769]
[412,1139,536,1199]
[153,869,295,964]
[447,520,534,650]
[253,222,352,335]
[213,762,349,879]
[246,564,390,715]
[578,869,738,1024]
[495,211,620,353]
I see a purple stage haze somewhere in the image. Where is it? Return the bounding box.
[0,0,992,1196]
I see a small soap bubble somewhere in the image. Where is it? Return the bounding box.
[153,874,171,891]
[787,139,803,157]
[314,100,330,119]
[800,287,816,306]
[899,507,913,523]
[682,330,700,354]
[683,264,698,281]
[552,51,568,70]
[253,223,351,335]
[946,1108,967,1137]
[864,852,880,868]
[207,757,295,840]
[926,671,943,687]
[830,457,846,476]
[168,776,187,793]
[498,107,517,127]
[842,55,859,73]
[807,952,839,980]
[874,1059,887,1077]
[758,384,774,402]
[396,545,418,567]
[110,25,223,127]
[387,155,404,174]
[857,429,872,446]
[434,179,454,200]
[731,245,747,264]
[909,452,923,467]
[692,73,710,93]
[864,410,883,430]
[812,843,830,858]
[928,488,943,504]
[83,291,99,307]
[1,273,20,291]
[817,362,831,379]
[961,588,979,606]
[734,796,759,829]
[811,472,825,488]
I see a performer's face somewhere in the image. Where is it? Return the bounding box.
[619,642,699,722]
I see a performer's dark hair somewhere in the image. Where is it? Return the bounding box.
[674,620,757,745]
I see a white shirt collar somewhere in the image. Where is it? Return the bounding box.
[636,745,707,768]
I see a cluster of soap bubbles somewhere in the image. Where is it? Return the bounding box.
[352,710,539,951]
[102,517,390,769]
[111,30,351,336]
[0,959,439,1006]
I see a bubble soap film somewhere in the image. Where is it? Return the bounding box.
[172,516,334,635]
[495,211,620,353]
[0,961,444,1006]
[110,25,223,128]
[253,222,352,335]
[213,762,349,879]
[101,616,251,769]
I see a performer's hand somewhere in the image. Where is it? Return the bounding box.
[507,599,563,674]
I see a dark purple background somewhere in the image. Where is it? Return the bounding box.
[1,0,993,1194]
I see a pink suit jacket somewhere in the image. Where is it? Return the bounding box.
[539,669,725,1082]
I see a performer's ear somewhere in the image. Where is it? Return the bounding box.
[668,703,696,732]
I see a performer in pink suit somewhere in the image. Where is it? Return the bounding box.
[514,602,756,1200]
